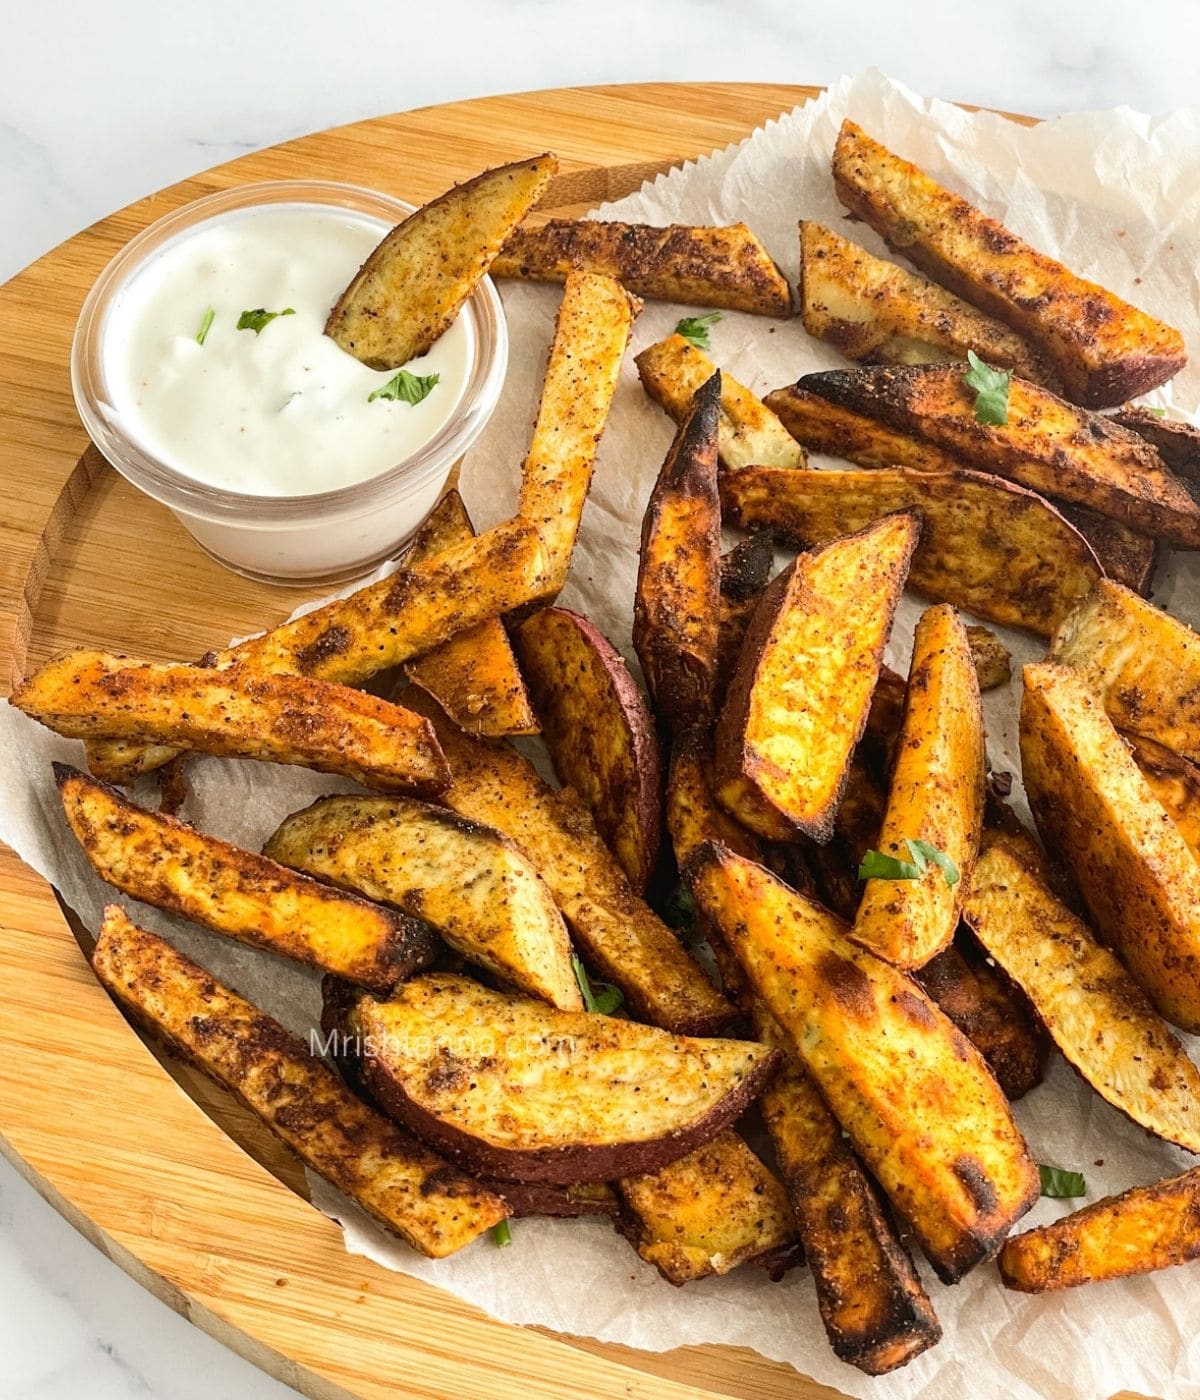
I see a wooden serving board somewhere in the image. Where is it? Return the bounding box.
[0,82,1130,1400]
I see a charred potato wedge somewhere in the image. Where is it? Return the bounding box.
[349,973,776,1183]
[326,153,556,369]
[493,219,792,316]
[264,794,580,1010]
[515,607,662,892]
[964,843,1200,1151]
[690,846,1038,1282]
[966,626,1011,691]
[93,909,507,1256]
[714,514,918,841]
[1021,661,1200,1033]
[1125,732,1200,859]
[832,120,1186,407]
[716,533,775,701]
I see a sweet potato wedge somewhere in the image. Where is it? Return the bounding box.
[1125,732,1200,859]
[964,842,1200,1151]
[635,333,807,471]
[401,687,734,1035]
[633,372,723,731]
[689,846,1038,1282]
[515,607,661,892]
[832,120,1186,407]
[966,626,1011,691]
[999,1167,1200,1292]
[1021,661,1200,1033]
[716,534,775,702]
[1112,407,1200,485]
[403,491,537,737]
[492,219,792,316]
[92,909,507,1256]
[713,514,918,841]
[754,1008,941,1375]
[348,973,776,1184]
[790,365,1200,546]
[799,219,1054,385]
[58,767,436,992]
[326,152,557,369]
[14,649,448,795]
[720,464,1102,638]
[853,605,985,969]
[483,1179,620,1221]
[263,793,579,1010]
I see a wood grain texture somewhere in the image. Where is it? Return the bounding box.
[0,82,1143,1400]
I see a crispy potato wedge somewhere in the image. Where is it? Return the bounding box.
[616,1130,801,1285]
[349,973,776,1184]
[515,607,661,892]
[1021,661,1200,1033]
[93,909,507,1256]
[720,464,1101,638]
[635,333,807,471]
[832,120,1186,407]
[492,219,792,316]
[1050,579,1200,763]
[791,365,1200,546]
[633,371,722,731]
[714,514,918,841]
[403,491,537,737]
[1112,407,1200,485]
[1125,732,1200,859]
[966,626,1011,691]
[999,1166,1200,1292]
[799,219,1055,385]
[263,793,579,1010]
[755,1008,941,1375]
[58,768,436,992]
[401,687,734,1035]
[326,153,556,369]
[14,649,449,795]
[964,842,1200,1151]
[690,846,1038,1282]
[854,605,984,969]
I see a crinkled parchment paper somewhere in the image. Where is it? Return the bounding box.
[5,67,1200,1399]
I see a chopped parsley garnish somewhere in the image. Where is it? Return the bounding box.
[236,307,296,335]
[491,1219,513,1247]
[1039,1164,1087,1199]
[194,306,216,345]
[1145,406,1167,418]
[661,882,697,933]
[859,839,959,887]
[674,312,722,351]
[367,369,440,405]
[964,350,1011,425]
[571,953,623,1015]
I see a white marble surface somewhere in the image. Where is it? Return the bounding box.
[2,2,1199,1395]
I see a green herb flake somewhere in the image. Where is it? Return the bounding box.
[491,1219,513,1247]
[661,882,697,933]
[1146,406,1168,418]
[906,838,961,888]
[571,952,624,1016]
[194,306,216,345]
[858,849,923,881]
[964,350,1012,426]
[236,307,296,335]
[1039,1164,1087,1199]
[367,369,441,405]
[674,312,722,351]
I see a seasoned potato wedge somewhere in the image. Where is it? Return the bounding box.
[690,846,1038,1282]
[1021,661,1200,1033]
[755,1009,941,1375]
[832,120,1186,407]
[93,909,507,1256]
[1125,732,1200,859]
[1054,503,1158,598]
[401,687,734,1035]
[515,607,662,892]
[635,333,807,471]
[264,793,580,1010]
[349,974,776,1183]
[966,626,1011,691]
[854,605,985,969]
[790,365,1200,546]
[14,649,448,795]
[1050,579,1200,763]
[1112,407,1200,485]
[404,491,537,737]
[633,372,723,731]
[716,534,774,701]
[58,768,436,992]
[326,153,556,369]
[714,514,918,841]
[1000,1167,1200,1292]
[964,843,1200,1151]
[799,220,1054,385]
[720,465,1101,638]
[492,219,792,316]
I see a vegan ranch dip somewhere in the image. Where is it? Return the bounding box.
[101,204,473,497]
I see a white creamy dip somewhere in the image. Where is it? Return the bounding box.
[101,204,474,497]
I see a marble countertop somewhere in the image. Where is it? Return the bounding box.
[2,2,1197,1395]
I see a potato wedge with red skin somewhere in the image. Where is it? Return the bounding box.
[714,514,918,842]
[348,973,776,1184]
[633,372,723,732]
[515,607,661,893]
[689,845,1039,1283]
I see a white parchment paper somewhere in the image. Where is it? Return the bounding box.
[5,68,1200,1399]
